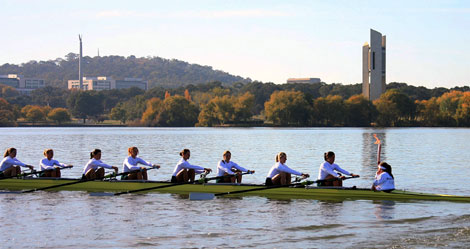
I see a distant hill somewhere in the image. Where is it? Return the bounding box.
[0,53,251,88]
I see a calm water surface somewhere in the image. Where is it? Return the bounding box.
[1,127,470,248]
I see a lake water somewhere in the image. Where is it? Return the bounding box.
[1,127,470,248]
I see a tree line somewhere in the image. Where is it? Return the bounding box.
[0,54,250,89]
[1,81,469,127]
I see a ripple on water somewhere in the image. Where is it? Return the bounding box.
[285,223,343,231]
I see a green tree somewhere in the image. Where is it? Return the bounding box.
[47,108,71,124]
[313,95,346,126]
[344,95,376,127]
[155,96,199,127]
[373,89,416,126]
[264,90,311,126]
[67,91,104,123]
[110,103,128,124]
[233,92,255,122]
[197,102,219,127]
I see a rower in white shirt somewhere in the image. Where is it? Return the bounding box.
[0,148,34,177]
[39,149,73,177]
[372,162,395,192]
[82,149,118,180]
[265,152,309,186]
[216,150,254,183]
[122,147,159,180]
[171,149,211,183]
[317,151,359,187]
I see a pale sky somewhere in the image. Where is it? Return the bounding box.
[0,0,468,88]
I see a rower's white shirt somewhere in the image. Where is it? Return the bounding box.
[172,158,205,176]
[122,156,152,173]
[217,160,248,176]
[83,158,113,175]
[39,158,67,171]
[0,156,27,171]
[318,161,351,180]
[266,162,302,178]
[373,172,395,191]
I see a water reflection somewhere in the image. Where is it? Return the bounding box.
[317,200,344,220]
[373,200,396,220]
[361,131,387,178]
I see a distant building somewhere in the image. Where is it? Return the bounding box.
[286,78,321,84]
[0,74,46,94]
[362,29,386,101]
[68,77,148,91]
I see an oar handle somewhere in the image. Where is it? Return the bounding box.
[104,166,159,178]
[198,171,253,183]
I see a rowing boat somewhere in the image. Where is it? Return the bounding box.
[1,177,470,203]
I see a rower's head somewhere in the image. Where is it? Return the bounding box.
[44,149,54,160]
[324,151,335,164]
[3,148,16,158]
[378,162,394,179]
[223,150,231,162]
[275,152,287,164]
[180,149,190,160]
[128,147,139,158]
[90,149,102,160]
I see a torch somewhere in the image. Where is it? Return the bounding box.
[373,134,381,165]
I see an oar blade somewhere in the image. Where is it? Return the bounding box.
[189,192,215,201]
[89,192,115,197]
[0,191,22,194]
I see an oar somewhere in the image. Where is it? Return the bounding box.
[199,171,253,183]
[189,176,360,200]
[19,166,159,194]
[0,166,73,180]
[90,171,255,196]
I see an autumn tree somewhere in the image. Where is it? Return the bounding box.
[0,98,16,126]
[141,97,163,126]
[47,108,71,124]
[141,95,199,127]
[415,98,442,126]
[22,106,46,124]
[184,89,192,101]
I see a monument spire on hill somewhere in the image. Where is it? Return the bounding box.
[79,34,83,90]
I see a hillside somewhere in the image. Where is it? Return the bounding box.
[0,53,251,88]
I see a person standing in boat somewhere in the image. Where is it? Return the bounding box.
[265,152,309,186]
[171,149,212,183]
[82,149,118,180]
[0,148,34,177]
[317,151,359,187]
[39,149,73,177]
[122,147,159,180]
[372,162,395,192]
[216,150,254,183]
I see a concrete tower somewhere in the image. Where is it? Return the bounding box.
[362,29,386,101]
[79,34,83,90]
